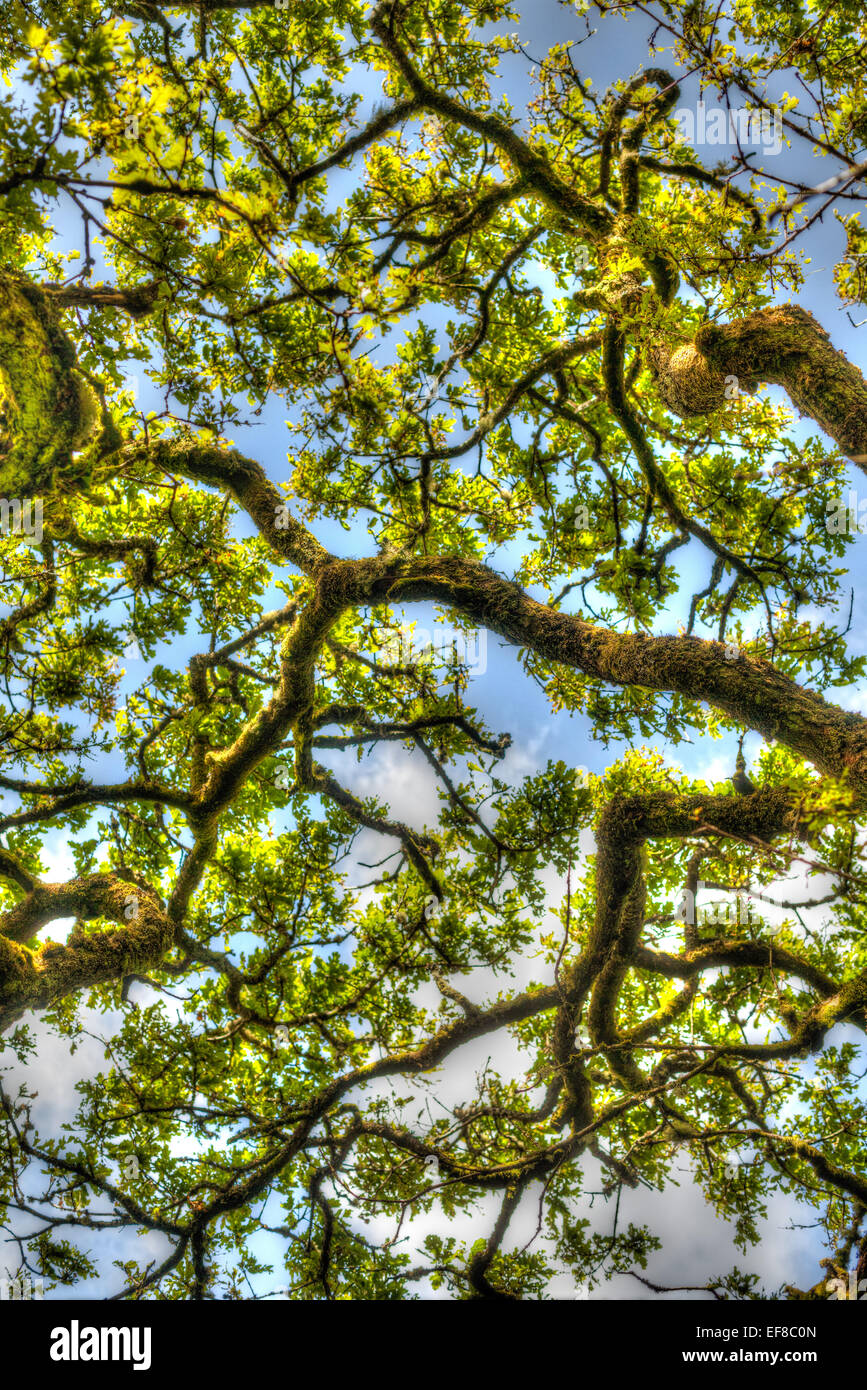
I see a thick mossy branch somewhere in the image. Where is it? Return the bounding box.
[541,785,867,1150]
[650,305,867,464]
[551,788,808,1125]
[0,873,174,1031]
[352,554,867,803]
[3,273,865,808]
[592,790,867,1060]
[0,272,100,495]
[42,279,162,320]
[123,437,336,578]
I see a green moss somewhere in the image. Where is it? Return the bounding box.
[0,271,99,496]
[649,304,867,462]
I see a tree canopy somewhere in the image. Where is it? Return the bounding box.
[1,0,867,1301]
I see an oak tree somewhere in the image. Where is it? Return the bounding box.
[1,0,866,1300]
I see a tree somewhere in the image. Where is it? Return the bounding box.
[0,0,866,1301]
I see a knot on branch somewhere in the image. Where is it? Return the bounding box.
[646,340,738,417]
[646,302,867,461]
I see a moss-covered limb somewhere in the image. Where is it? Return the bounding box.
[280,96,424,197]
[585,861,649,1092]
[465,1181,527,1300]
[41,280,163,320]
[0,873,173,1032]
[362,554,867,803]
[189,575,447,889]
[312,702,510,757]
[0,273,100,496]
[597,788,805,843]
[712,965,867,1060]
[191,578,344,821]
[650,304,867,465]
[753,1130,867,1208]
[598,70,681,204]
[169,983,567,1229]
[554,789,809,1114]
[306,1125,362,1299]
[599,72,683,302]
[704,1060,767,1132]
[66,485,860,807]
[549,1024,595,1133]
[24,450,867,808]
[551,814,649,1122]
[369,0,613,238]
[586,802,650,1008]
[429,966,480,1019]
[321,982,559,1105]
[633,939,839,1000]
[0,777,192,837]
[578,792,795,1096]
[0,880,68,944]
[810,968,867,1041]
[414,177,531,266]
[308,762,442,895]
[165,572,442,933]
[354,1113,577,1193]
[165,831,218,932]
[123,437,335,578]
[0,846,36,893]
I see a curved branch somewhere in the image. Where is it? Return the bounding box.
[649,305,867,467]
[0,872,174,1031]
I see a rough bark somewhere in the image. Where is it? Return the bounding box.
[0,873,173,1032]
[649,304,867,466]
[0,272,101,496]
